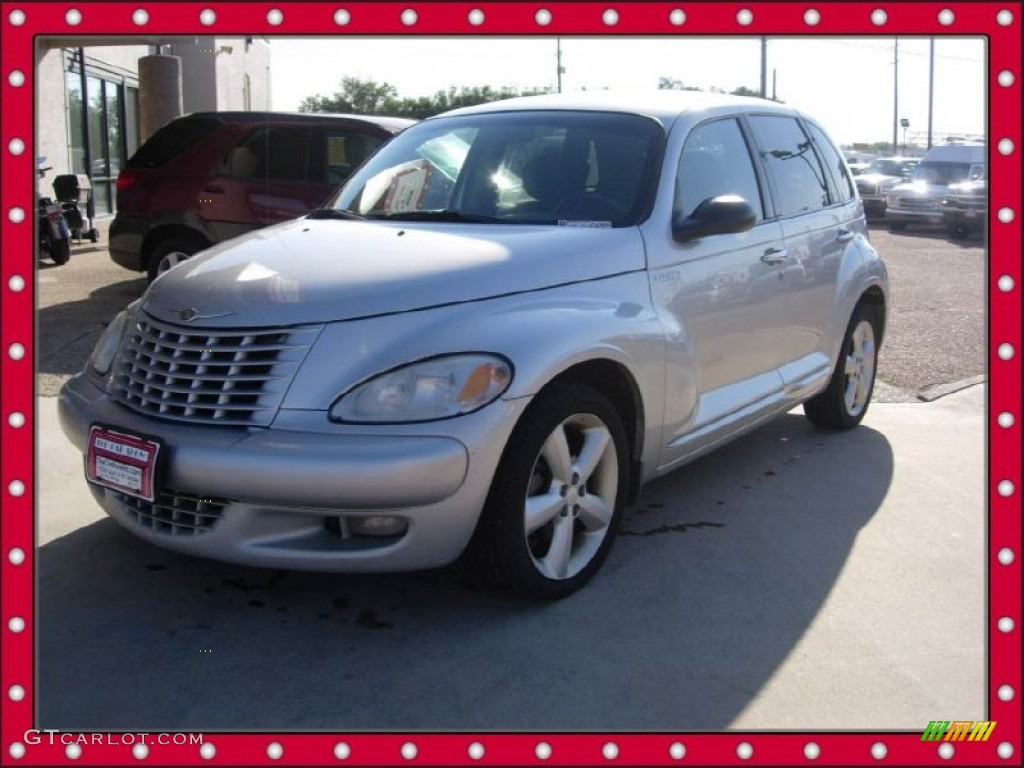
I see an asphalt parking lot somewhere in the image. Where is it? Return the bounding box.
[35,220,986,731]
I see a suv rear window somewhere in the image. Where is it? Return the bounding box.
[126,116,222,169]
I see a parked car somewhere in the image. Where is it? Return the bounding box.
[886,143,985,230]
[60,92,888,599]
[110,111,415,280]
[942,177,986,237]
[854,156,919,218]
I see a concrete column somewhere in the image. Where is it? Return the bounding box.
[138,55,183,142]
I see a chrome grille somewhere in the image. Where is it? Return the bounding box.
[111,489,228,536]
[111,314,321,426]
[896,197,936,209]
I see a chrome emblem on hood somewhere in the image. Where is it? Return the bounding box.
[171,307,234,324]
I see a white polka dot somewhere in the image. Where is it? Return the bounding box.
[8,71,24,88]
[998,138,1014,155]
[998,275,1015,292]
[669,9,686,25]
[8,548,26,565]
[8,480,24,497]
[8,275,25,292]
[9,412,26,428]
[65,8,81,25]
[66,743,82,760]
[334,9,350,25]
[997,742,1014,759]
[468,9,484,25]
[737,742,753,759]
[602,9,618,25]
[9,343,25,360]
[997,616,1015,632]
[871,742,887,759]
[8,9,26,25]
[267,9,283,25]
[997,70,1015,87]
[998,207,1015,223]
[603,742,619,759]
[997,9,1014,25]
[938,742,954,759]
[805,742,821,759]
[8,137,24,154]
[267,742,283,759]
[132,743,149,759]
[998,684,1015,700]
[871,9,888,25]
[998,343,1015,360]
[200,743,216,759]
[8,685,24,701]
[400,8,416,25]
[669,742,686,759]
[8,616,25,632]
[468,742,484,760]
[536,742,552,760]
[9,207,25,224]
[401,742,417,760]
[8,742,26,759]
[199,8,215,25]
[736,9,753,25]
[132,8,148,25]
[334,742,351,760]
[938,8,954,25]
[535,9,552,25]
[998,480,1015,497]
[804,9,820,26]
[998,547,1015,565]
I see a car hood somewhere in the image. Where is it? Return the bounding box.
[142,218,645,327]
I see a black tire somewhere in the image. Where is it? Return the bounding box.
[466,383,630,600]
[146,235,208,282]
[888,221,907,232]
[804,303,882,430]
[49,238,70,265]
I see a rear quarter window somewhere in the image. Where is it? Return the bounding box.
[126,117,222,169]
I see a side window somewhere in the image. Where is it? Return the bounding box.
[748,115,830,216]
[676,118,764,221]
[805,121,855,203]
[220,126,313,182]
[319,130,386,185]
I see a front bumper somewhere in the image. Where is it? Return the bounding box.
[886,205,944,225]
[59,372,528,571]
[942,207,986,231]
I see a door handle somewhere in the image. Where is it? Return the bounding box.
[203,184,226,194]
[760,248,788,265]
[836,229,855,243]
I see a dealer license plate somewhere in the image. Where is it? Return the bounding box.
[86,425,162,502]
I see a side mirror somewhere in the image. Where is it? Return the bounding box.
[672,195,757,243]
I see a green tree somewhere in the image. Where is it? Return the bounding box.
[299,76,399,114]
[657,76,703,91]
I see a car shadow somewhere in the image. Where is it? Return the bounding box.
[37,413,893,732]
[37,278,147,377]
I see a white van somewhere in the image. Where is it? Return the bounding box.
[885,143,985,229]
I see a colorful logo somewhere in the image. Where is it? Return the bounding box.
[921,721,997,742]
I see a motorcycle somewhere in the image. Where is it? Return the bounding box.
[37,157,72,265]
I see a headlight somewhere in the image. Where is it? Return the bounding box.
[330,354,513,423]
[89,310,129,375]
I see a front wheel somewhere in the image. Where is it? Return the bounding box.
[804,303,881,430]
[49,238,70,265]
[146,236,207,282]
[467,383,629,599]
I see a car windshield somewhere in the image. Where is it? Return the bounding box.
[910,161,981,185]
[329,110,665,227]
[869,158,918,177]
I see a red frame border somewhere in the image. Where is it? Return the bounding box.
[1,2,1020,766]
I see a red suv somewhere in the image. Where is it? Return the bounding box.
[110,112,414,280]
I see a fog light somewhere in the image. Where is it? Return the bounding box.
[349,516,408,537]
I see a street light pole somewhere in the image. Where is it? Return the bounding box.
[892,38,899,155]
[927,37,935,149]
[760,36,767,98]
[556,37,563,93]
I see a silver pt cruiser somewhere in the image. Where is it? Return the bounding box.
[60,92,888,599]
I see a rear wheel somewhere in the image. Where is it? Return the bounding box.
[467,383,629,599]
[146,235,208,282]
[49,238,70,265]
[804,303,881,430]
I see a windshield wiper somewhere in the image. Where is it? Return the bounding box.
[366,210,511,224]
[306,208,365,221]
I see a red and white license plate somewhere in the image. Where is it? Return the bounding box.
[86,425,162,502]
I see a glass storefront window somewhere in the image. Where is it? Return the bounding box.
[66,73,86,174]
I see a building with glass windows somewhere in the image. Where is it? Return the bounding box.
[36,37,270,217]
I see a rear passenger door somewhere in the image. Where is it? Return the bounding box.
[745,115,853,396]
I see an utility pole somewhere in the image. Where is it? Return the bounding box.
[772,68,777,101]
[760,37,767,98]
[892,38,900,155]
[927,37,935,149]
[556,37,564,93]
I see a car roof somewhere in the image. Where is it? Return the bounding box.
[181,111,416,132]
[435,90,799,126]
